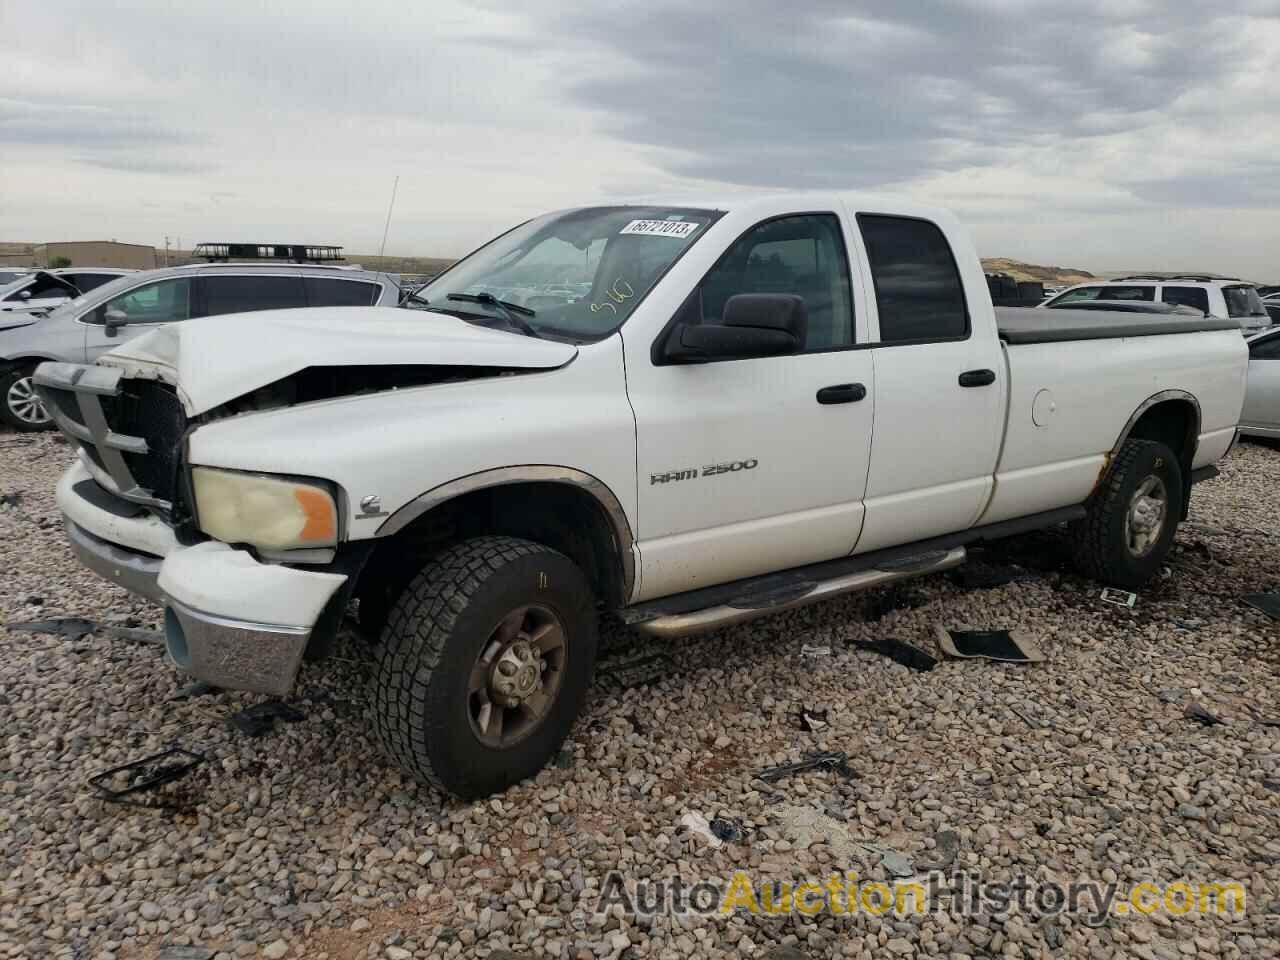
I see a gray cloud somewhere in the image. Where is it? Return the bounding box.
[481,1,1280,202]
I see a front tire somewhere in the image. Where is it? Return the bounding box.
[0,364,53,431]
[370,536,598,798]
[1070,439,1182,589]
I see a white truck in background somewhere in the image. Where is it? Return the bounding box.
[37,193,1247,797]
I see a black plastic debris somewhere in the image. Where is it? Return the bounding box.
[0,492,23,508]
[1183,701,1225,727]
[597,652,675,692]
[756,751,855,784]
[1243,593,1280,620]
[7,617,163,645]
[169,680,221,702]
[709,817,742,843]
[950,563,1037,590]
[227,700,305,738]
[935,626,1045,663]
[850,636,938,672]
[863,587,928,622]
[89,747,205,805]
[799,706,829,732]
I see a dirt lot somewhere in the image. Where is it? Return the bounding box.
[1,430,1278,960]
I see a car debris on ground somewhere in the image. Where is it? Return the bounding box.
[226,700,306,738]
[88,747,206,806]
[934,625,1046,663]
[1099,586,1139,607]
[849,635,938,671]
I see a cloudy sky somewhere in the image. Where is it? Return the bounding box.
[2,0,1278,276]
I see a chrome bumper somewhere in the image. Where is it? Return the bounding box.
[58,462,347,696]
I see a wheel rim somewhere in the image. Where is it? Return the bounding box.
[6,375,50,426]
[1123,474,1169,558]
[467,604,567,748]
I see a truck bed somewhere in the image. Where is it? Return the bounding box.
[996,307,1241,344]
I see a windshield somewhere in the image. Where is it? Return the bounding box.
[417,205,722,340]
[1223,285,1266,318]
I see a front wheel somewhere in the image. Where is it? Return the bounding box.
[369,536,598,798]
[1070,438,1183,589]
[0,364,53,431]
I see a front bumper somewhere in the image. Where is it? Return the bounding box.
[57,460,348,695]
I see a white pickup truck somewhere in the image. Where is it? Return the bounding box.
[36,194,1247,798]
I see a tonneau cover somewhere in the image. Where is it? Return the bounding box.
[997,307,1241,344]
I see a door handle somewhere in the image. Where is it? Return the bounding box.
[816,383,867,404]
[958,369,996,388]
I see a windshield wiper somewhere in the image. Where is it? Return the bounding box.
[446,292,539,337]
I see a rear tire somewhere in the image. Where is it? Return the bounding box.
[1070,439,1182,589]
[0,364,53,431]
[369,536,598,798]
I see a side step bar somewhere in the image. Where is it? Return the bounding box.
[631,547,966,639]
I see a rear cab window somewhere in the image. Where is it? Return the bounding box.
[856,214,968,342]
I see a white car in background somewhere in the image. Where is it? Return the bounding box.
[0,268,134,317]
[1043,276,1272,335]
[1241,328,1280,439]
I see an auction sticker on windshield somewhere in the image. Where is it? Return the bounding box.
[620,220,701,239]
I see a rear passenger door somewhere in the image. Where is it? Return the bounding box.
[1159,285,1210,316]
[192,274,307,319]
[849,211,1006,553]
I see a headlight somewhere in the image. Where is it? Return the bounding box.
[191,467,338,550]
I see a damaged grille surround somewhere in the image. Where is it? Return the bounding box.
[33,362,187,512]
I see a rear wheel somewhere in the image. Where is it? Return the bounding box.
[369,536,598,798]
[1070,438,1182,589]
[0,364,53,431]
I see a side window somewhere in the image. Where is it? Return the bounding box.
[1250,335,1280,360]
[1101,285,1155,301]
[857,214,968,342]
[6,276,72,301]
[304,277,380,307]
[696,214,854,351]
[89,278,191,325]
[1051,286,1105,305]
[1160,286,1209,315]
[196,275,307,317]
[72,273,119,294]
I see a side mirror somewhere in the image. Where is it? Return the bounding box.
[18,290,31,301]
[104,308,129,338]
[663,293,807,363]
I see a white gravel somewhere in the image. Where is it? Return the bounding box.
[1,429,1278,960]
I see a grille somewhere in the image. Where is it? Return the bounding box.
[33,363,187,510]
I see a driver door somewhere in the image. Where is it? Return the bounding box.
[624,212,875,601]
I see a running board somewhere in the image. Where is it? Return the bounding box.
[630,547,966,639]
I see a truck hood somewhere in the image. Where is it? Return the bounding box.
[101,306,579,415]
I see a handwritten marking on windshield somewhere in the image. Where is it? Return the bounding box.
[590,277,635,316]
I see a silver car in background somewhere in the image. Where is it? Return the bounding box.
[0,268,135,317]
[1241,328,1280,440]
[1,262,402,430]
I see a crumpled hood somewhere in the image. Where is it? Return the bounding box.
[100,306,578,415]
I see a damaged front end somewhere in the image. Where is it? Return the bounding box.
[36,311,577,695]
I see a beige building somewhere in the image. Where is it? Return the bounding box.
[34,240,157,269]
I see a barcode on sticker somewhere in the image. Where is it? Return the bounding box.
[620,219,700,239]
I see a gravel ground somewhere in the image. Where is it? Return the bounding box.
[1,429,1278,960]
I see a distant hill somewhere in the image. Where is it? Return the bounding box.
[981,258,1094,286]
